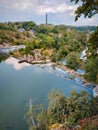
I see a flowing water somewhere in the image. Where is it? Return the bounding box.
[0,57,93,130]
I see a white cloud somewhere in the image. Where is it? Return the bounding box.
[35,1,78,15]
[75,15,98,26]
[0,0,77,16]
[12,3,31,10]
[0,0,97,25]
[5,57,31,70]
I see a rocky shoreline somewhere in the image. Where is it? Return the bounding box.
[53,62,96,90]
[17,55,96,91]
[19,57,98,96]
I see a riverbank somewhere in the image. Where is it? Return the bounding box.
[53,62,96,89]
[17,54,96,90]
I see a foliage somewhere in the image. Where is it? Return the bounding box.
[0,30,33,45]
[66,52,81,70]
[0,53,8,63]
[0,21,36,31]
[70,0,98,82]
[74,26,97,32]
[84,29,98,83]
[79,115,98,130]
[70,0,98,21]
[56,46,68,60]
[25,90,98,130]
[84,56,98,83]
[87,29,98,58]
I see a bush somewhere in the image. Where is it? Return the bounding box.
[66,52,81,70]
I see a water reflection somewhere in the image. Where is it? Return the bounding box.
[5,57,31,70]
[0,53,8,63]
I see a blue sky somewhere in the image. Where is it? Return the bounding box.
[0,0,98,26]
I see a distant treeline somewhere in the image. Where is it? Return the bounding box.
[73,26,97,31]
[0,21,36,31]
[0,21,97,32]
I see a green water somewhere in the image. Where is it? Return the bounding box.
[0,57,93,130]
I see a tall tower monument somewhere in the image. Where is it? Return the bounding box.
[46,14,48,25]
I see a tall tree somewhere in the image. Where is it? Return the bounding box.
[70,0,98,21]
[70,0,98,83]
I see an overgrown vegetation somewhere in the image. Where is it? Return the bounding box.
[0,53,8,63]
[25,90,98,130]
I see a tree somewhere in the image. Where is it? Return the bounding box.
[0,54,8,63]
[70,0,98,21]
[70,0,98,83]
[86,29,98,58]
[66,52,81,70]
[57,46,68,60]
[25,90,98,129]
[84,29,98,83]
[47,90,67,124]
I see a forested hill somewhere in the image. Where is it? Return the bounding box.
[0,21,36,31]
[73,26,97,31]
[0,21,97,32]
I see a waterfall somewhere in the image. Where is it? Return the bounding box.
[80,47,87,60]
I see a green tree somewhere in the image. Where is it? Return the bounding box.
[84,29,98,83]
[66,52,81,70]
[37,109,49,130]
[70,0,98,21]
[57,46,68,60]
[25,90,98,129]
[47,90,67,124]
[86,29,98,58]
[70,0,98,83]
[84,56,98,83]
[0,54,8,63]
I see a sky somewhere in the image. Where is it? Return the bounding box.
[0,0,98,26]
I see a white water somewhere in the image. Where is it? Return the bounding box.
[80,47,87,60]
[0,45,25,54]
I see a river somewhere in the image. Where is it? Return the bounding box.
[0,45,25,54]
[0,57,93,130]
